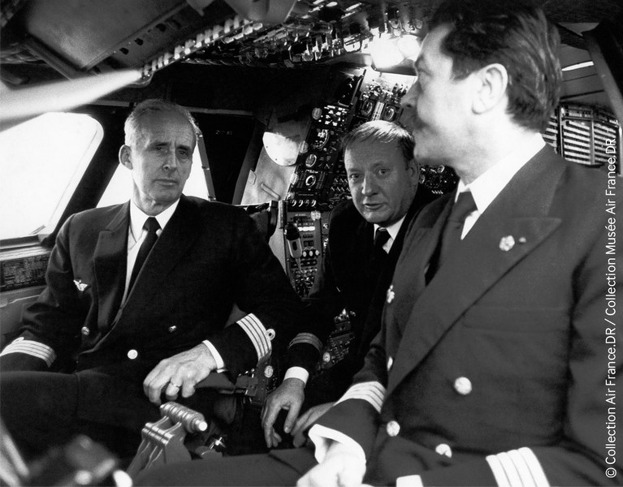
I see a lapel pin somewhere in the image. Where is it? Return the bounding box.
[499,235,515,252]
[386,285,395,304]
[73,279,88,292]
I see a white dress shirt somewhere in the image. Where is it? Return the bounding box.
[122,200,179,302]
[374,214,406,253]
[455,134,545,238]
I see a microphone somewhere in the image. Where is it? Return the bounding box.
[285,223,303,259]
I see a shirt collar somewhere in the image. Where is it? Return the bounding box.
[129,199,180,242]
[374,214,406,244]
[456,134,546,213]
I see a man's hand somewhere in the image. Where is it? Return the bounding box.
[143,344,217,404]
[261,377,305,448]
[291,402,334,447]
[297,442,366,487]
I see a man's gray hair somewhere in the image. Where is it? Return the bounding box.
[124,99,200,147]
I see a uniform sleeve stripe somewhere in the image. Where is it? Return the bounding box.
[496,452,522,486]
[288,333,323,351]
[0,339,56,367]
[336,381,385,413]
[519,448,549,486]
[486,455,511,487]
[508,449,535,487]
[238,314,268,359]
[486,448,549,487]
[237,313,270,360]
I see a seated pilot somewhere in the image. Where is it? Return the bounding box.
[0,99,305,461]
[261,121,436,449]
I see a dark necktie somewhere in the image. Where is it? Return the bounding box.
[129,217,160,291]
[427,191,477,281]
[369,227,390,279]
[374,227,390,255]
[439,191,477,264]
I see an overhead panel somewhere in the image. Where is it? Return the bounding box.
[17,0,234,71]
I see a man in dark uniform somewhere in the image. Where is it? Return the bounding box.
[261,120,435,449]
[0,99,304,460]
[137,1,622,484]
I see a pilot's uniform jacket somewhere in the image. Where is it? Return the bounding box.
[313,147,623,485]
[288,186,435,404]
[1,195,303,439]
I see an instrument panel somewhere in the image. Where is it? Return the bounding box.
[0,247,49,292]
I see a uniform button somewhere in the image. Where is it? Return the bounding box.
[127,349,138,360]
[454,377,472,395]
[435,443,453,458]
[81,326,90,336]
[168,325,177,333]
[386,420,400,437]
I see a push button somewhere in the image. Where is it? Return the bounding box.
[453,377,472,395]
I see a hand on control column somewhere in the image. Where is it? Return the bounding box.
[143,344,217,405]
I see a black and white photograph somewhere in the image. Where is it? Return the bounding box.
[0,1,621,485]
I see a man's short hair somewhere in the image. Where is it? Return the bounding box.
[430,0,562,132]
[341,120,415,167]
[124,99,200,147]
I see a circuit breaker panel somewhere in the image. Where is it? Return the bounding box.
[282,210,329,298]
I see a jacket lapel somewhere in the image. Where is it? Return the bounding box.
[93,202,129,330]
[387,148,566,397]
[405,194,453,302]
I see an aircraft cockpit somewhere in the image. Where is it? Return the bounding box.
[0,0,622,485]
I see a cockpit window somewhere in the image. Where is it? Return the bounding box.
[0,113,103,240]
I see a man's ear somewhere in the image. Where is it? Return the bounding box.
[407,158,420,184]
[472,63,508,114]
[119,145,132,169]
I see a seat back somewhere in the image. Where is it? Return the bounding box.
[242,200,279,242]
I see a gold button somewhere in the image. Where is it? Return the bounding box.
[386,420,400,437]
[435,443,452,458]
[81,327,90,336]
[168,325,177,333]
[127,349,138,360]
[454,377,472,395]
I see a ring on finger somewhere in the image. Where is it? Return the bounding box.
[169,381,181,389]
